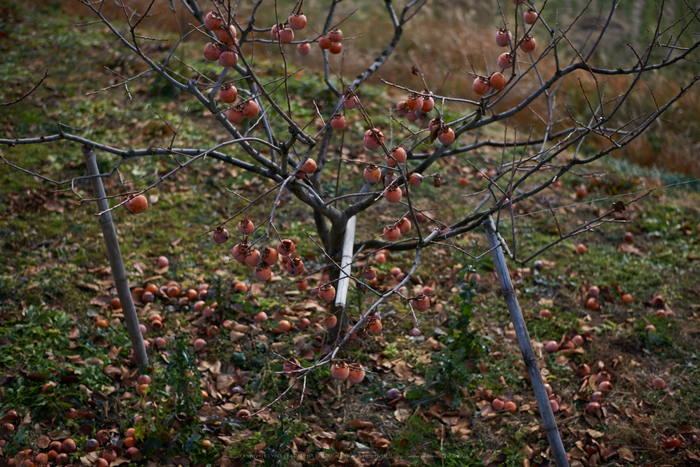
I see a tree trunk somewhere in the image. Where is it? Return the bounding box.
[326,219,348,341]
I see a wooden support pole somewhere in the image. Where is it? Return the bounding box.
[83,145,148,372]
[483,215,569,467]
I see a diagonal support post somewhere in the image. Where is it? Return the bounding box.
[83,145,148,372]
[483,215,569,467]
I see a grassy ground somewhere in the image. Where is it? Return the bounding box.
[1,2,700,467]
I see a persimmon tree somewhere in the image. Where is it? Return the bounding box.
[1,0,699,464]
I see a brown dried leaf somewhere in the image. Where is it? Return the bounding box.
[558,347,585,357]
[103,365,122,380]
[429,125,440,144]
[198,358,221,373]
[302,299,326,312]
[617,446,635,462]
[37,435,51,449]
[88,266,112,277]
[234,370,252,386]
[347,420,374,429]
[13,452,28,467]
[23,266,37,278]
[164,456,189,467]
[310,435,334,450]
[618,243,642,255]
[640,400,654,413]
[372,438,391,448]
[90,293,112,307]
[425,337,444,351]
[393,360,413,379]
[49,428,71,439]
[28,372,50,380]
[79,452,100,466]
[568,446,586,460]
[391,457,411,467]
[554,354,570,366]
[229,331,246,343]
[480,402,496,418]
[233,323,249,333]
[687,450,700,462]
[45,199,64,213]
[394,408,411,423]
[450,419,472,441]
[133,261,148,274]
[107,346,122,360]
[215,374,236,392]
[250,282,265,296]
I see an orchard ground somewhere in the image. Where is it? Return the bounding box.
[1,2,700,467]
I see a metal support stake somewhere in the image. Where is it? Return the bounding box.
[483,215,569,467]
[83,145,148,372]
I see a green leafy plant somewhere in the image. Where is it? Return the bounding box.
[416,272,487,404]
[135,334,208,460]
